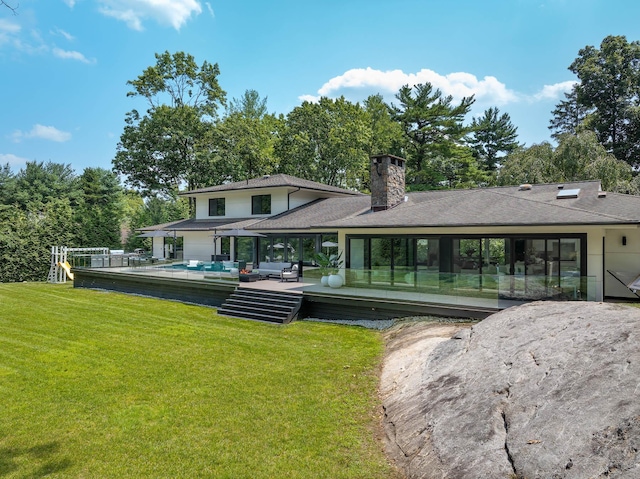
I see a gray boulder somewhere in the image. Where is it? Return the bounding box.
[382,302,640,479]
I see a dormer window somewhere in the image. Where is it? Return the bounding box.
[252,194,271,215]
[209,198,225,216]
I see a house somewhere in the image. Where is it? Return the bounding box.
[138,154,640,303]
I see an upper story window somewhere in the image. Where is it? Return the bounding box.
[208,198,225,216]
[252,194,271,215]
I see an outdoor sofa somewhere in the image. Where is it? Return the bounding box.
[256,262,292,279]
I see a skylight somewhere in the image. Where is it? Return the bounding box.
[557,188,580,199]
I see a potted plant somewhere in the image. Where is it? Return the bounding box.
[314,252,331,286]
[327,251,344,289]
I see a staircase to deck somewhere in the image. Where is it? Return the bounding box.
[217,288,303,324]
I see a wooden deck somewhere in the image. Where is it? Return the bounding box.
[72,266,523,320]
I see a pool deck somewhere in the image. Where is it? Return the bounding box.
[73,265,525,320]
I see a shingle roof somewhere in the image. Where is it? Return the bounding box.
[181,174,363,197]
[248,196,372,230]
[320,181,640,229]
[143,180,640,233]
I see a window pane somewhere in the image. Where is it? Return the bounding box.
[350,238,366,269]
[417,238,439,271]
[236,238,254,263]
[272,236,285,261]
[209,198,225,216]
[525,239,546,276]
[252,195,271,214]
[454,239,480,273]
[302,237,317,265]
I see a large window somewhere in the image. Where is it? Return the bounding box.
[347,234,586,298]
[252,195,271,215]
[208,198,225,216]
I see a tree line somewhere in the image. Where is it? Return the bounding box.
[1,35,639,282]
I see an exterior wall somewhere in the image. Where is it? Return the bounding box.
[339,225,630,302]
[604,227,640,298]
[192,188,325,220]
[152,237,165,259]
[182,231,215,262]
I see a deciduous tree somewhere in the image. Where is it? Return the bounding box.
[498,131,634,193]
[275,97,370,189]
[569,35,640,166]
[113,51,226,199]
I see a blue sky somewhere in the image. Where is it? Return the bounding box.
[1,0,640,175]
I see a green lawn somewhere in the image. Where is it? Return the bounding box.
[0,283,398,478]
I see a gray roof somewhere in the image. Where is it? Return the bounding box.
[320,181,640,229]
[181,174,363,197]
[142,180,640,234]
[248,196,372,231]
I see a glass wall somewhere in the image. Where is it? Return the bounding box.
[257,234,335,266]
[347,234,586,300]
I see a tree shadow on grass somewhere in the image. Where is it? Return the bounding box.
[0,441,72,478]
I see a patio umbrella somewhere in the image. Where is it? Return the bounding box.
[210,229,266,238]
[321,240,338,254]
[138,230,172,238]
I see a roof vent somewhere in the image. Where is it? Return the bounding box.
[557,184,564,190]
[262,175,270,179]
[598,191,607,198]
[557,188,580,199]
[518,184,532,191]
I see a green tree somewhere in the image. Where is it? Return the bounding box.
[113,51,226,198]
[275,97,371,189]
[548,86,593,140]
[75,168,125,249]
[11,161,79,211]
[215,90,279,181]
[124,196,189,252]
[389,83,477,187]
[468,107,520,172]
[569,35,640,166]
[497,131,634,193]
[363,94,404,158]
[0,163,16,205]
[0,198,75,282]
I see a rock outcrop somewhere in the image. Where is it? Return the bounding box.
[381,302,640,479]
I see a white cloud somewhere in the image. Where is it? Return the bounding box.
[97,0,203,31]
[0,19,20,35]
[0,153,30,168]
[12,124,72,143]
[302,67,580,112]
[306,67,519,106]
[52,47,95,63]
[205,2,214,18]
[533,80,577,101]
[62,0,77,7]
[51,28,75,41]
[0,18,21,45]
[299,94,320,103]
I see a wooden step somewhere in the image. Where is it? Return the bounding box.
[217,288,303,324]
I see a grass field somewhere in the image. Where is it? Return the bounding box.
[0,283,399,478]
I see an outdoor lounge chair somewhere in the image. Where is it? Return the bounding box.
[280,264,299,282]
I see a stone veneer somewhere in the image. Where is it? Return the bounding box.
[370,154,406,211]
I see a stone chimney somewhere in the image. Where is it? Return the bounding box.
[370,154,406,211]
